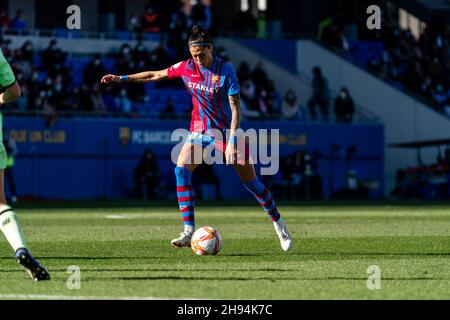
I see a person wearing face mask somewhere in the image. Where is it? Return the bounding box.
[20,41,33,62]
[432,83,447,108]
[308,66,330,121]
[281,89,300,120]
[115,88,132,114]
[334,87,355,123]
[41,39,67,77]
[84,53,107,88]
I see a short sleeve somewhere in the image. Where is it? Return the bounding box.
[226,64,240,96]
[167,61,186,80]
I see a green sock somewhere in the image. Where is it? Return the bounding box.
[0,205,28,253]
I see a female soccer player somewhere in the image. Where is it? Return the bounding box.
[101,25,292,251]
[0,48,50,281]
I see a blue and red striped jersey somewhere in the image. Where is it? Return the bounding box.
[167,57,240,135]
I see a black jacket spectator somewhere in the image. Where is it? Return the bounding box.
[308,67,330,121]
[334,87,355,123]
[84,54,107,88]
[41,39,67,77]
[134,149,159,200]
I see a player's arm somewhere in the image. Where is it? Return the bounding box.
[101,68,169,84]
[0,82,21,105]
[228,94,241,137]
[225,94,241,165]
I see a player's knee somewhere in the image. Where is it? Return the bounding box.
[174,166,191,185]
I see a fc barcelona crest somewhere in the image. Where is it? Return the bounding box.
[212,75,219,84]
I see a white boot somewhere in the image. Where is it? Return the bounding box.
[171,225,194,247]
[273,219,292,251]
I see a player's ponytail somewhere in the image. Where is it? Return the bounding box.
[188,25,213,48]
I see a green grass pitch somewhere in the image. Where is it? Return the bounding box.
[0,203,449,299]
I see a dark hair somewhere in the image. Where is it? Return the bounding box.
[188,25,213,47]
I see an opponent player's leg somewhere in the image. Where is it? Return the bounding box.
[233,162,293,251]
[0,170,50,281]
[171,142,201,247]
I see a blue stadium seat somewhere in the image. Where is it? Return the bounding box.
[53,28,69,38]
[33,55,42,68]
[103,95,117,111]
[133,102,149,112]
[102,58,115,72]
[116,31,132,40]
[38,71,48,82]
[143,33,161,41]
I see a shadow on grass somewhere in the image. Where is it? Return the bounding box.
[1,251,450,261]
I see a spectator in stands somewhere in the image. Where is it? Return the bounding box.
[115,44,134,73]
[403,61,424,93]
[192,163,221,201]
[237,61,251,82]
[133,43,149,70]
[191,0,212,31]
[240,78,258,115]
[149,42,173,70]
[41,39,67,78]
[11,9,27,33]
[66,86,81,112]
[256,11,267,39]
[168,4,189,58]
[26,68,42,107]
[363,19,450,111]
[308,66,330,121]
[84,54,107,88]
[390,169,423,200]
[322,22,349,51]
[0,10,11,33]
[432,83,447,110]
[13,46,32,79]
[264,80,281,117]
[251,62,269,90]
[19,40,33,62]
[141,4,161,33]
[334,87,355,123]
[128,12,141,33]
[115,89,132,114]
[50,74,68,110]
[160,98,177,119]
[281,89,300,120]
[63,85,86,113]
[134,149,159,200]
[91,83,107,114]
[1,39,13,60]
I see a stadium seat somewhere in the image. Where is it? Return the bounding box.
[116,31,132,40]
[143,33,161,41]
[53,28,69,38]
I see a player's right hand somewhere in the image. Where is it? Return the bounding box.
[101,74,121,84]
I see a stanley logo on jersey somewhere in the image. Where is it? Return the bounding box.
[188,82,220,93]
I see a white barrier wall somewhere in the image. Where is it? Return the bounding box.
[6,35,159,54]
[296,40,450,194]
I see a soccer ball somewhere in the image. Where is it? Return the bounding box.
[191,226,222,255]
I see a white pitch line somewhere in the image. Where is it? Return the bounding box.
[0,294,205,300]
